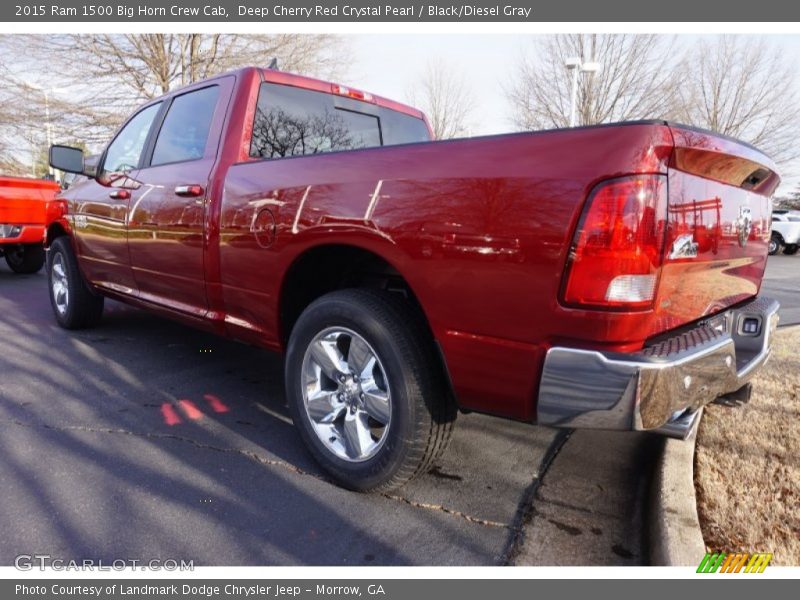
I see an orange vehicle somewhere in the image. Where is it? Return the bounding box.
[0,176,60,273]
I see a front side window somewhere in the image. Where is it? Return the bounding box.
[103,103,161,173]
[151,86,220,166]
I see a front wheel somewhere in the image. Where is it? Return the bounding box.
[769,233,783,256]
[285,289,456,492]
[783,244,799,255]
[4,243,45,274]
[46,236,104,329]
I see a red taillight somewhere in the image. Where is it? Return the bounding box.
[563,175,668,309]
[331,84,375,103]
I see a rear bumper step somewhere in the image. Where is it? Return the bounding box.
[537,296,779,439]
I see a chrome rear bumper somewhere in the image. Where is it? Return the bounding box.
[537,297,779,439]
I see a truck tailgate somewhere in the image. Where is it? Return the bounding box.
[0,177,59,224]
[653,126,780,333]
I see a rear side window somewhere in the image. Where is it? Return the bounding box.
[380,109,431,146]
[151,86,220,166]
[250,82,429,159]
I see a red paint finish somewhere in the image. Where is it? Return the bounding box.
[57,67,779,423]
[0,176,60,245]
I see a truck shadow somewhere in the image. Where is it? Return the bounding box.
[0,272,543,565]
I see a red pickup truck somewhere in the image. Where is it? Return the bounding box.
[48,66,780,491]
[0,176,60,273]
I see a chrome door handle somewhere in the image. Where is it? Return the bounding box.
[109,190,131,200]
[174,185,204,197]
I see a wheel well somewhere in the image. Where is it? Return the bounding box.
[46,223,68,246]
[279,245,423,344]
[279,244,459,409]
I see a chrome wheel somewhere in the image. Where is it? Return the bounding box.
[51,252,69,315]
[769,238,777,254]
[301,327,392,462]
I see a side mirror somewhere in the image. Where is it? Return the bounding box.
[49,145,85,175]
[84,154,100,179]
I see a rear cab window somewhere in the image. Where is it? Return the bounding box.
[250,82,430,159]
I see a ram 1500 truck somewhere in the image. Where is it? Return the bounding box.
[48,66,780,491]
[0,176,60,273]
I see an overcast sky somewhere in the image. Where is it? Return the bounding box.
[345,34,525,135]
[344,34,800,192]
[7,33,800,192]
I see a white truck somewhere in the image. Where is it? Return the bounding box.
[770,210,800,255]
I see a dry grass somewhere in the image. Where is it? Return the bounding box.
[695,325,800,565]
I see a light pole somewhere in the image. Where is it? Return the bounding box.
[565,57,601,127]
[24,82,64,178]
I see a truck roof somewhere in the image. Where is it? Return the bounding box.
[256,66,426,121]
[161,66,426,122]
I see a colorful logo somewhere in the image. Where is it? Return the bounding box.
[697,552,772,573]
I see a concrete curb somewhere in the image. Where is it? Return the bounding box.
[649,408,707,566]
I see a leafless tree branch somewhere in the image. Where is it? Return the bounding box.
[0,33,349,176]
[506,34,680,131]
[671,35,800,163]
[406,59,476,139]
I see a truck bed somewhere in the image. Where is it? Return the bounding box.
[219,120,778,419]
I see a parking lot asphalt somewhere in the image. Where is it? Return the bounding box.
[0,253,794,566]
[0,263,654,566]
[763,254,800,326]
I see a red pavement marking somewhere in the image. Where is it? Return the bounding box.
[178,399,204,420]
[204,393,230,413]
[160,403,182,426]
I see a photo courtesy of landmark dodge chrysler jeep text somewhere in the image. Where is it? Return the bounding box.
[48,66,780,491]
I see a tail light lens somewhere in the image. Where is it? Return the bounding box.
[563,175,668,309]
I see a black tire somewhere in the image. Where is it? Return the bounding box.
[285,288,456,492]
[4,243,45,274]
[769,233,783,256]
[46,236,104,329]
[783,244,799,255]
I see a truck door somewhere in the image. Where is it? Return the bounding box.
[126,78,232,316]
[69,102,161,293]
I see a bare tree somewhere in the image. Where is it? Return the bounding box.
[672,36,800,163]
[0,34,348,174]
[0,34,346,144]
[507,34,679,130]
[0,60,39,176]
[407,59,475,139]
[774,187,800,210]
[18,34,347,101]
